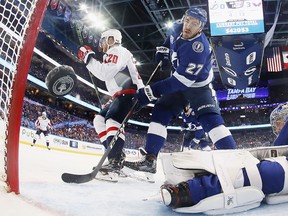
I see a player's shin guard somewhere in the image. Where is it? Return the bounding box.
[160,182,194,208]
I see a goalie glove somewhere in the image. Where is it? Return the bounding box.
[77,45,95,64]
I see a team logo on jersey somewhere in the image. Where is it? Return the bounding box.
[192,41,204,53]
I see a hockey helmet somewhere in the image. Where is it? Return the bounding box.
[270,102,288,135]
[99,29,122,48]
[184,7,207,29]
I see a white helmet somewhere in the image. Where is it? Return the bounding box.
[100,29,122,47]
[42,112,47,117]
[270,102,288,135]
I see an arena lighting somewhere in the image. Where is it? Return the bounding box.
[133,57,141,66]
[79,3,88,13]
[86,13,106,31]
[165,20,173,28]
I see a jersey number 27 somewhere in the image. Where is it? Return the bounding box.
[185,63,203,76]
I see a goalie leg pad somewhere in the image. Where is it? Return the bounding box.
[265,195,288,205]
[161,153,198,185]
[173,186,264,215]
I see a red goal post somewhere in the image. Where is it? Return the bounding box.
[0,0,49,194]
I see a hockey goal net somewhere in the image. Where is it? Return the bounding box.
[0,0,48,193]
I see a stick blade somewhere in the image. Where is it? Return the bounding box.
[61,172,94,184]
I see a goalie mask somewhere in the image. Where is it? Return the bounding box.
[270,102,288,135]
[99,29,122,51]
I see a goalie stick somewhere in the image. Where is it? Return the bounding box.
[62,61,162,184]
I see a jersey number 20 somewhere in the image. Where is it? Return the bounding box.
[105,54,118,64]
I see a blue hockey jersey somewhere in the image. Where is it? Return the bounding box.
[151,21,214,97]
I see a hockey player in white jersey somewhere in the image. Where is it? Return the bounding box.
[124,7,236,174]
[32,111,52,150]
[78,29,144,178]
[157,102,288,214]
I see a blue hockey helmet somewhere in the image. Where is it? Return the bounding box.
[184,7,207,29]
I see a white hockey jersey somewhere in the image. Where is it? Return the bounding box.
[86,45,144,96]
[35,116,51,131]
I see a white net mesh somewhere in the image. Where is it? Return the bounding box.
[0,0,39,190]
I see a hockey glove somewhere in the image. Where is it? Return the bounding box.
[77,45,95,64]
[155,46,169,68]
[132,85,159,113]
[136,85,158,106]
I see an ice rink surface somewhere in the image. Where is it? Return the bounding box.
[1,144,288,216]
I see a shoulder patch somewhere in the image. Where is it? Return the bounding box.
[192,41,204,53]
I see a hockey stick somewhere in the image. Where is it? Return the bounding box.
[61,61,162,183]
[88,71,103,108]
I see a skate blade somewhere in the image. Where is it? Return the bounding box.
[122,167,155,183]
[95,171,119,183]
[142,191,163,202]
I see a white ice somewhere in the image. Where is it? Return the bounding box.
[1,144,288,216]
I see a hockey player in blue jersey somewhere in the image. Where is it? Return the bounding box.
[158,102,288,214]
[181,105,211,151]
[124,7,236,173]
[270,102,288,146]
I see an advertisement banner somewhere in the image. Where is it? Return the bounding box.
[211,33,265,89]
[19,127,139,158]
[217,87,268,101]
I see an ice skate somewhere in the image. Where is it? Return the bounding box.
[123,148,157,174]
[160,182,193,208]
[94,151,126,182]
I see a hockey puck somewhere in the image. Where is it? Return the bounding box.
[45,65,77,97]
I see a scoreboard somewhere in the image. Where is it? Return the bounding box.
[208,0,265,36]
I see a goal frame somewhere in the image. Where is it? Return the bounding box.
[4,0,49,194]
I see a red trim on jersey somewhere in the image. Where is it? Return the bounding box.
[106,126,125,135]
[98,131,107,139]
[112,89,136,99]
